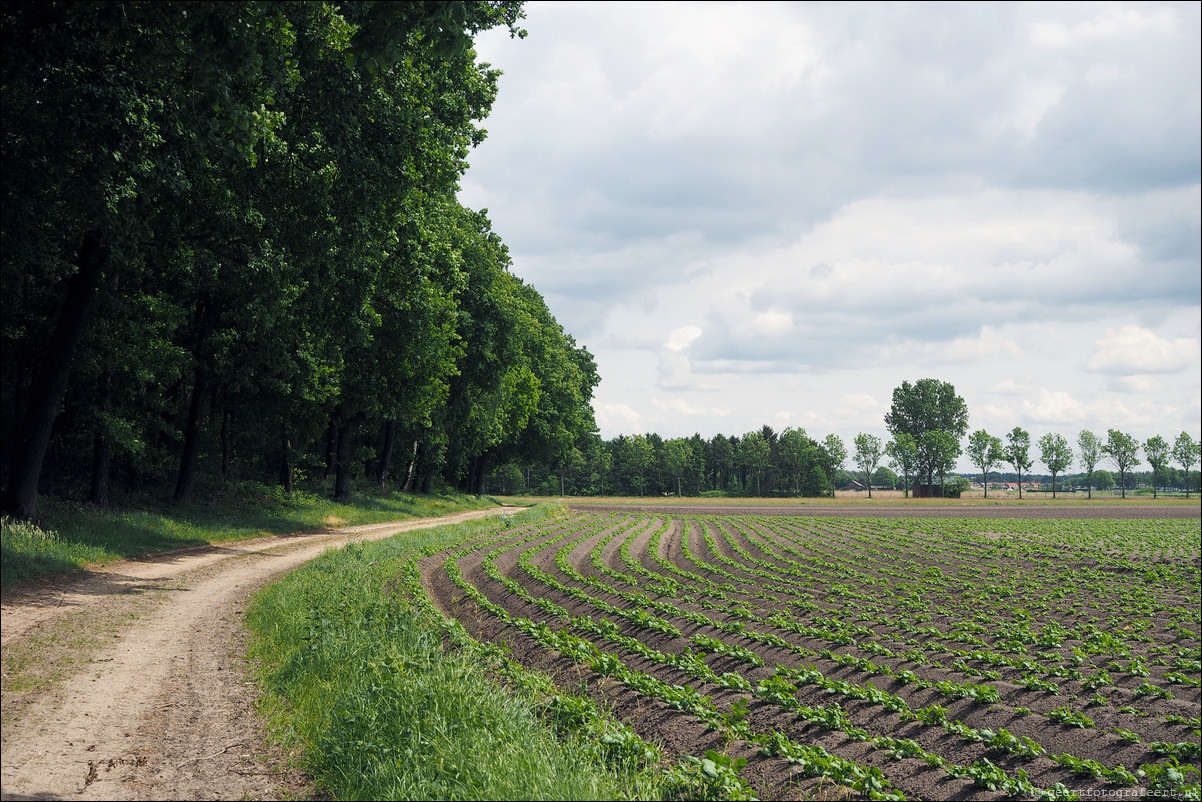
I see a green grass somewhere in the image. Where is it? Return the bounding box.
[246,505,671,801]
[1,482,500,589]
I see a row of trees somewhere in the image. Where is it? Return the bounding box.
[2,1,602,519]
[498,378,1200,499]
[488,427,852,498]
[964,428,1200,500]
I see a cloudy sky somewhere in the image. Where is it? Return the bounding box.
[458,1,1201,467]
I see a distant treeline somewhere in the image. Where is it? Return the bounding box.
[2,2,604,518]
[490,427,1202,498]
[490,427,857,498]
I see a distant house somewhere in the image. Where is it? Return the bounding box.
[844,479,866,491]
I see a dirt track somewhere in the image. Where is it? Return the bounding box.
[0,508,512,801]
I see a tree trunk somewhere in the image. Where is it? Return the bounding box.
[472,457,486,495]
[401,440,418,492]
[420,468,433,494]
[173,365,210,504]
[89,371,112,506]
[376,420,396,493]
[4,231,108,519]
[333,411,364,503]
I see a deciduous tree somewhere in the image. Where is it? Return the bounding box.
[1172,432,1199,498]
[1103,429,1140,499]
[885,433,920,498]
[853,434,882,498]
[1142,435,1169,499]
[966,430,1004,498]
[884,379,969,487]
[820,434,847,496]
[1037,433,1073,499]
[1077,430,1103,500]
[1005,427,1033,499]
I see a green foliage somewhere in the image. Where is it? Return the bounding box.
[884,379,969,486]
[2,0,604,517]
[662,750,758,801]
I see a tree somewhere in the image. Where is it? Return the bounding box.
[885,433,920,498]
[1172,432,1199,498]
[923,430,961,496]
[740,430,771,496]
[853,434,883,498]
[1103,429,1140,499]
[1005,427,1033,499]
[872,466,898,489]
[777,428,815,496]
[1142,435,1169,500]
[821,434,847,496]
[662,438,693,497]
[966,430,1004,498]
[884,379,969,488]
[626,435,654,496]
[1077,430,1102,500]
[1037,433,1073,499]
[1092,469,1114,492]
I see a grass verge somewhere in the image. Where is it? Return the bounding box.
[245,504,675,801]
[1,483,499,589]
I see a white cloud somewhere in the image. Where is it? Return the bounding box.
[1108,375,1161,393]
[651,397,729,418]
[992,380,1032,395]
[1028,5,1182,50]
[1021,389,1089,425]
[838,394,881,412]
[664,325,702,351]
[594,403,644,435]
[1086,326,1201,374]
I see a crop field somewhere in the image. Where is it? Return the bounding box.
[413,508,1201,800]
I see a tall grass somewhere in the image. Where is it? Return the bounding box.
[246,506,669,801]
[1,482,499,589]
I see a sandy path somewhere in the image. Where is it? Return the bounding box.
[0,507,512,801]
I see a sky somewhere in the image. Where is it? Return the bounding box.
[457,1,1201,469]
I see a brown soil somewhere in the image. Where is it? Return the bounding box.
[0,508,512,801]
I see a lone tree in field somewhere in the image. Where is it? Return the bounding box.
[853,433,883,498]
[1173,432,1199,498]
[1078,429,1103,499]
[966,430,1004,498]
[1103,429,1140,499]
[1143,435,1169,499]
[1038,432,1073,499]
[1005,427,1033,499]
[884,379,969,491]
[886,433,920,498]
